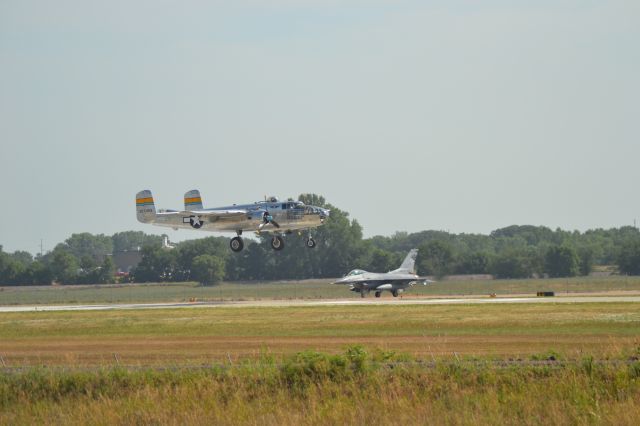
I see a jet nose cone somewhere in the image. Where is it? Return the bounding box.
[320,209,330,220]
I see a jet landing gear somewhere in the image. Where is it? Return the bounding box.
[230,231,244,253]
[271,235,285,251]
[375,291,381,298]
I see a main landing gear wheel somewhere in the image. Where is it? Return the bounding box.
[391,289,399,298]
[190,216,203,229]
[375,291,381,298]
[271,236,284,251]
[230,237,244,252]
[305,237,316,248]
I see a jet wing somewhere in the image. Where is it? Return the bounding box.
[412,277,435,285]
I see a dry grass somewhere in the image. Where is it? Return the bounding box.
[2,301,640,424]
[4,334,638,367]
[2,349,640,425]
[1,303,640,367]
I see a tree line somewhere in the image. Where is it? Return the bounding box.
[0,231,163,285]
[1,194,640,285]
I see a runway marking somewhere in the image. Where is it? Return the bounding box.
[1,296,640,313]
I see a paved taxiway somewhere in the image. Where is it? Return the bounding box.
[1,295,640,313]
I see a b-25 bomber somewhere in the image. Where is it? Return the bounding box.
[136,190,330,252]
[334,249,433,297]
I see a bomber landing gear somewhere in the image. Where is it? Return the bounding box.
[375,291,381,298]
[230,236,244,252]
[271,235,284,251]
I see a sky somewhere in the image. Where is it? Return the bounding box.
[1,0,639,254]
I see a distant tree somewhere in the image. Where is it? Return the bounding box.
[456,251,490,274]
[132,246,178,282]
[298,194,327,208]
[576,246,595,276]
[544,245,579,278]
[489,248,538,279]
[63,233,113,261]
[49,249,79,284]
[617,239,640,275]
[10,251,33,266]
[112,231,163,252]
[370,248,400,272]
[191,254,225,285]
[417,240,455,278]
[0,251,24,285]
[490,225,557,246]
[97,257,116,284]
[174,237,228,281]
[25,260,52,285]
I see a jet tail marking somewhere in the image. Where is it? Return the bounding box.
[390,248,418,274]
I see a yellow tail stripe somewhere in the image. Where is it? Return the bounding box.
[184,197,202,204]
[136,197,154,204]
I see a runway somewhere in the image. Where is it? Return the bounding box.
[1,295,640,312]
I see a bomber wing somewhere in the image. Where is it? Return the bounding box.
[155,209,248,227]
[155,209,247,218]
[178,209,247,218]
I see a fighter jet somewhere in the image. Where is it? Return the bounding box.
[136,190,329,252]
[334,249,433,298]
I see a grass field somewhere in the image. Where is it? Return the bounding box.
[2,302,640,366]
[2,301,640,424]
[2,275,640,305]
[2,350,640,425]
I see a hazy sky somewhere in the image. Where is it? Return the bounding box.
[1,0,639,254]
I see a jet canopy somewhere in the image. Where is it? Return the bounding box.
[346,269,365,277]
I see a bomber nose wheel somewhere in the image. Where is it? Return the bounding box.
[230,237,244,252]
[305,237,316,248]
[271,236,285,251]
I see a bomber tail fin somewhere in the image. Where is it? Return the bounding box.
[391,249,418,274]
[136,190,156,223]
[184,189,203,211]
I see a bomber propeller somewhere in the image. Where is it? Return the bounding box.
[259,211,280,230]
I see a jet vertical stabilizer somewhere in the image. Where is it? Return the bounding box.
[390,248,418,274]
[184,189,203,211]
[136,190,156,223]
